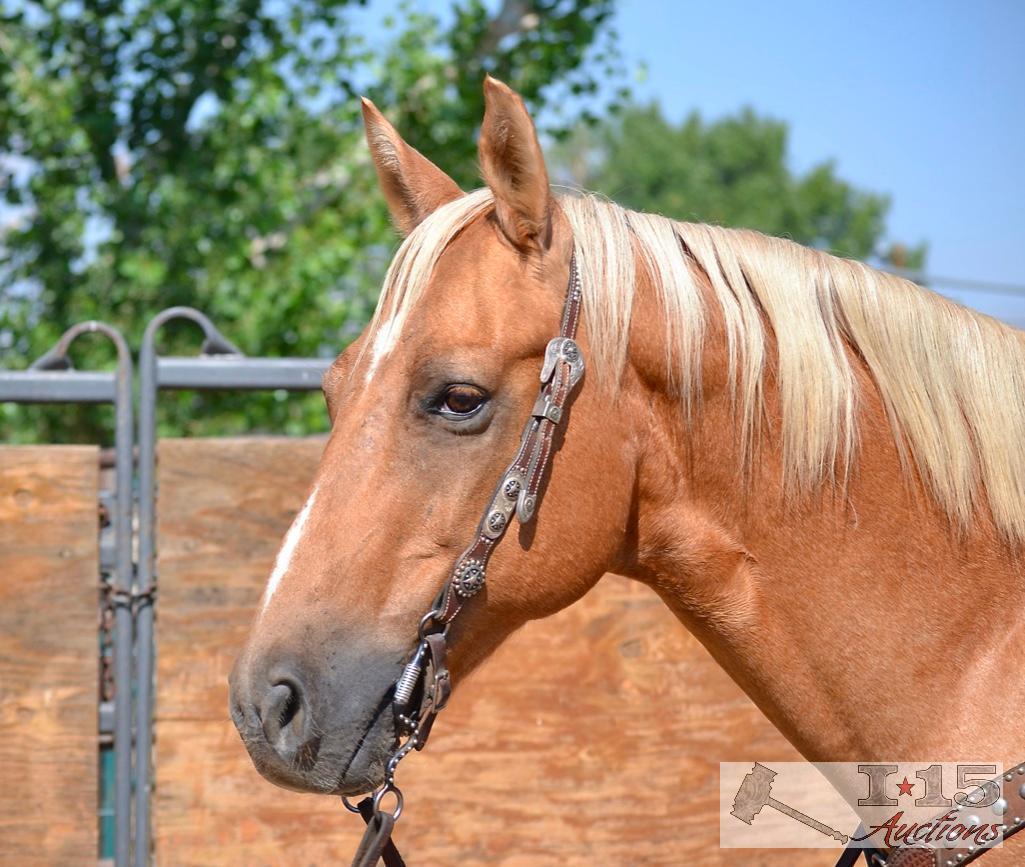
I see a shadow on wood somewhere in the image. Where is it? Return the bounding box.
[155,437,829,866]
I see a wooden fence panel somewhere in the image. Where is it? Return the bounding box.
[0,446,99,866]
[154,437,824,866]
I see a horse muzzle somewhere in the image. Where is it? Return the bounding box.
[228,644,405,796]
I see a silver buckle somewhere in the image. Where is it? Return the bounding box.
[531,393,563,424]
[540,337,585,390]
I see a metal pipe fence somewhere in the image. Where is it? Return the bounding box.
[134,308,328,867]
[0,322,135,867]
[1,310,331,867]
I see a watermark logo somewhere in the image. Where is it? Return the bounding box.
[720,762,1006,851]
[730,763,851,844]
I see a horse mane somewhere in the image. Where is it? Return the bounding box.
[368,188,1025,543]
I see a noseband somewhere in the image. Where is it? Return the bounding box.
[344,252,585,867]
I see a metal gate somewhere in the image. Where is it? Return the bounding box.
[134,310,328,867]
[0,310,329,867]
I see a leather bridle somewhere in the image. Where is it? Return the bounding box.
[342,248,1025,867]
[344,251,585,867]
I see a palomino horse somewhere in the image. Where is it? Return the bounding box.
[230,78,1025,864]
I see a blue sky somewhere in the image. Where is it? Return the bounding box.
[356,0,1020,321]
[10,1,1021,322]
[355,0,1023,323]
[608,0,1025,323]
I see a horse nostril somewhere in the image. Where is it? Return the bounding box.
[260,679,312,758]
[280,684,300,729]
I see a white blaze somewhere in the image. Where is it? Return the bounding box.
[261,485,319,613]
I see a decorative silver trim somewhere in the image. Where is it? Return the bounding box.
[516,491,537,524]
[482,470,526,539]
[453,558,486,598]
[531,393,563,423]
[540,337,585,391]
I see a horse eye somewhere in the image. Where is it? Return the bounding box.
[438,384,488,418]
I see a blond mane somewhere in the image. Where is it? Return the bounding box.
[368,188,1025,543]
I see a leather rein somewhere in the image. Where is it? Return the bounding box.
[343,251,585,867]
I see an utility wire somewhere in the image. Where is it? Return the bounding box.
[881,267,1025,299]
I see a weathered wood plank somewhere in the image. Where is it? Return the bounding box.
[0,446,99,866]
[155,437,825,865]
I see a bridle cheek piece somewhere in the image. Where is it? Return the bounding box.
[343,252,585,867]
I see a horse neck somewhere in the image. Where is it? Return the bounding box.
[618,261,1025,765]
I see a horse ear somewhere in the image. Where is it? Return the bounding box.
[361,97,463,235]
[479,76,551,250]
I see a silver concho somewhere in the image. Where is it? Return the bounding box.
[483,470,525,539]
[454,558,486,598]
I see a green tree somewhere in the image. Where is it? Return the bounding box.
[0,0,622,442]
[552,102,926,265]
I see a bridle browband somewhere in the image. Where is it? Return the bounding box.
[343,251,585,867]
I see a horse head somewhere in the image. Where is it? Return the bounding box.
[229,78,636,795]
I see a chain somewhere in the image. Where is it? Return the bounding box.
[98,577,116,704]
[107,585,156,613]
[342,721,421,823]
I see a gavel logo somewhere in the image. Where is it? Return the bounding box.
[731,762,849,844]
